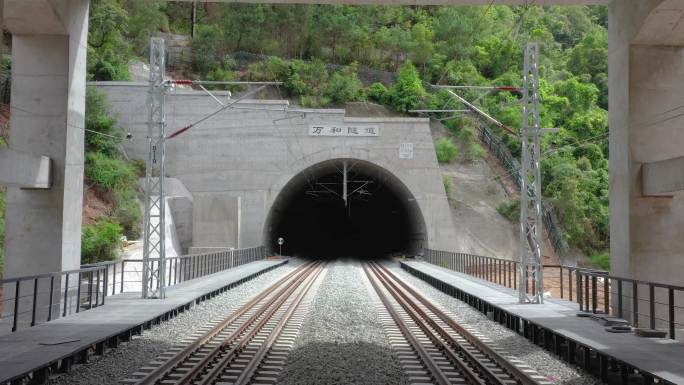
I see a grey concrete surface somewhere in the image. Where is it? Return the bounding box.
[193,194,241,250]
[0,148,51,188]
[0,259,287,385]
[608,0,684,291]
[403,260,684,384]
[642,155,684,196]
[3,0,684,305]
[3,0,89,285]
[96,84,460,253]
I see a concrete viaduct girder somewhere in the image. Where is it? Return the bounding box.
[1,0,684,290]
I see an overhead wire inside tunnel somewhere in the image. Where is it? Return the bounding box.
[264,158,427,259]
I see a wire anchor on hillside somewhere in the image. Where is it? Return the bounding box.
[519,42,559,304]
[142,37,168,299]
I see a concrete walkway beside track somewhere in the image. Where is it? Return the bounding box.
[401,260,684,384]
[0,259,287,385]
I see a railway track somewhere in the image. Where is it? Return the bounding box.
[123,261,325,385]
[364,261,551,385]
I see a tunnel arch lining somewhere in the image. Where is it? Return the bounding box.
[263,157,428,257]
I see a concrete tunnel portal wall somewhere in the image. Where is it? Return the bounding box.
[263,158,428,258]
[93,83,460,257]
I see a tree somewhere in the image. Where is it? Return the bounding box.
[411,23,434,72]
[219,4,269,51]
[388,62,426,112]
[316,5,355,65]
[325,63,363,104]
[88,0,131,80]
[192,25,223,75]
[125,1,169,54]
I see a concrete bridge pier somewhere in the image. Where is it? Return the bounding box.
[0,0,89,322]
[609,0,684,286]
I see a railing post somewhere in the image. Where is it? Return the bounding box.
[95,270,100,307]
[112,263,117,296]
[578,273,583,312]
[603,277,609,314]
[48,276,55,322]
[632,281,639,327]
[568,269,573,302]
[121,261,125,293]
[12,281,20,332]
[63,273,70,317]
[617,280,623,318]
[591,275,597,313]
[102,268,107,305]
[669,288,675,340]
[31,278,39,326]
[513,261,517,290]
[498,259,502,284]
[585,274,590,311]
[560,267,564,299]
[649,284,655,330]
[89,271,95,310]
[76,272,82,313]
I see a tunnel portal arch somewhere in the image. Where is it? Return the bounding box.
[263,158,428,258]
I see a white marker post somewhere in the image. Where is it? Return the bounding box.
[278,237,285,256]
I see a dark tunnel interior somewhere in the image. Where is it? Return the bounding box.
[265,159,426,259]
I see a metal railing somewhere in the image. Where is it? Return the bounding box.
[480,126,569,256]
[0,246,266,334]
[423,249,684,340]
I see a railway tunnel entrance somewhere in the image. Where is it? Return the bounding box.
[264,159,427,259]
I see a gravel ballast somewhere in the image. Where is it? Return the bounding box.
[46,261,298,385]
[386,261,601,385]
[277,259,409,385]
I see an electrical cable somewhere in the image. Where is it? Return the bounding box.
[542,132,609,157]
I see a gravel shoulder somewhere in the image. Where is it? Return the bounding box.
[278,258,409,385]
[385,260,600,385]
[46,261,299,385]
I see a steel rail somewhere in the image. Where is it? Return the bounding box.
[367,263,486,385]
[373,262,541,385]
[362,264,452,385]
[197,262,324,385]
[233,262,326,385]
[129,261,314,385]
[370,263,501,385]
[181,262,320,385]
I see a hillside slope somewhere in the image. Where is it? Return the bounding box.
[430,120,519,257]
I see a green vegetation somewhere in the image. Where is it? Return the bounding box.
[86,3,610,257]
[443,175,453,199]
[85,153,137,190]
[0,187,5,277]
[453,125,487,162]
[0,125,6,277]
[82,220,124,264]
[83,87,143,263]
[387,63,426,113]
[496,199,520,222]
[325,63,364,104]
[436,138,459,163]
[588,251,610,271]
[88,0,170,80]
